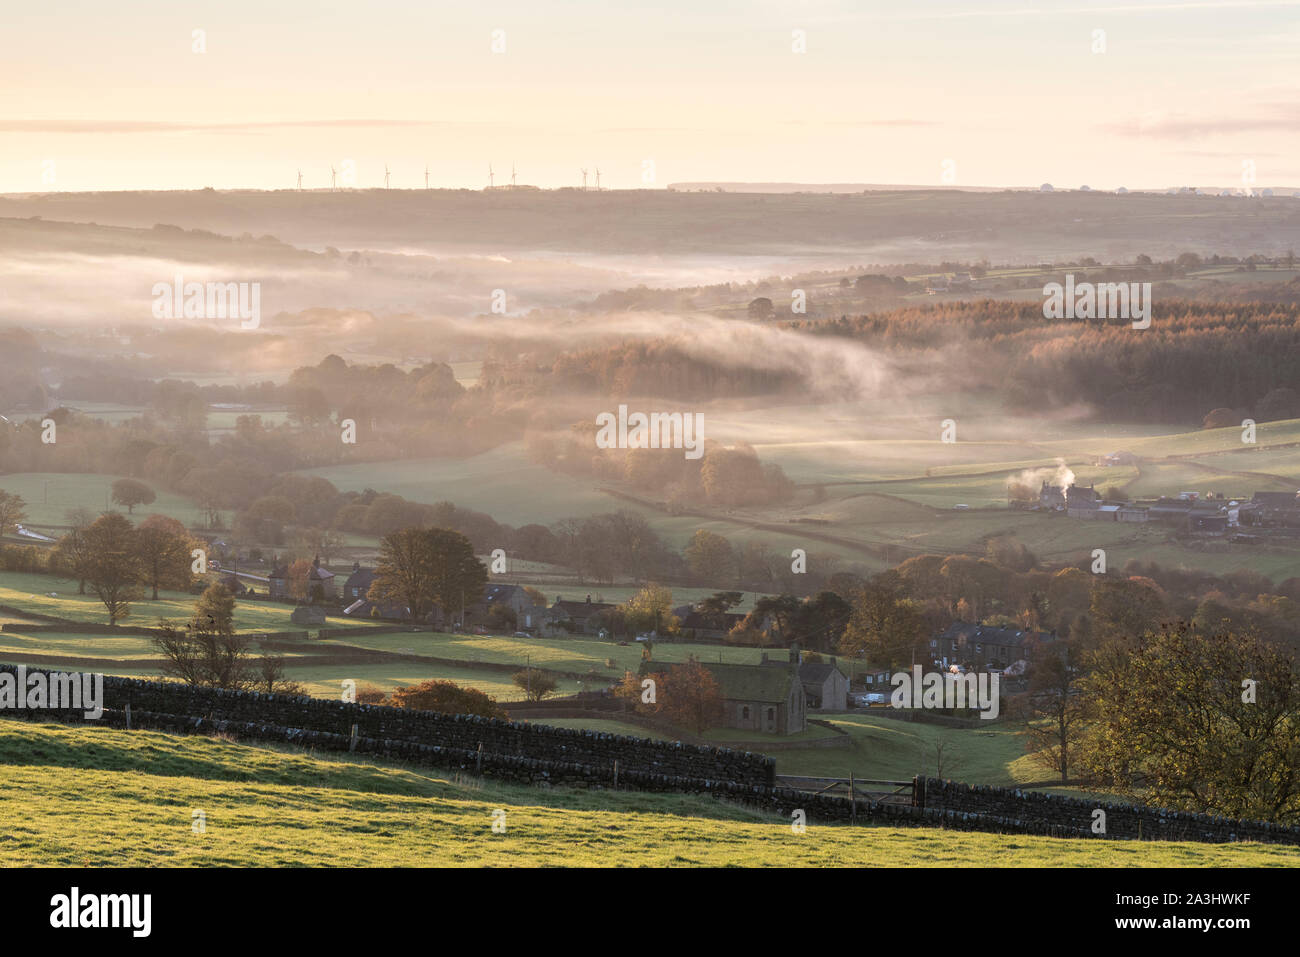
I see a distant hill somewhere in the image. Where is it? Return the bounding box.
[3,188,1300,263]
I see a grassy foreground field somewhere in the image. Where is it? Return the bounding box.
[2,721,1295,867]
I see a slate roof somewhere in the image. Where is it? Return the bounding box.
[639,659,796,704]
[799,660,846,685]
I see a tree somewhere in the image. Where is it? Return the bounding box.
[110,478,156,514]
[696,590,743,627]
[82,512,143,625]
[789,591,852,652]
[194,581,237,635]
[389,679,506,719]
[135,514,195,599]
[255,654,307,695]
[839,573,927,668]
[370,526,487,623]
[52,526,94,595]
[621,583,678,636]
[752,594,802,642]
[1022,638,1089,782]
[1089,576,1166,643]
[1202,407,1240,429]
[1080,622,1300,823]
[0,490,25,537]
[512,668,558,702]
[152,616,252,690]
[684,529,735,584]
[646,658,725,734]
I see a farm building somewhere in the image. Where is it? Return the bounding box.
[466,583,537,627]
[800,657,849,711]
[1039,481,1066,510]
[550,596,617,635]
[305,557,336,601]
[1188,511,1229,535]
[342,562,375,603]
[638,649,808,734]
[931,623,1054,670]
[1117,505,1149,523]
[267,563,288,598]
[676,610,747,641]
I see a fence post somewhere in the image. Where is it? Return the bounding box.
[349,723,358,752]
[476,741,483,774]
[849,771,856,822]
[125,701,131,730]
[613,759,619,789]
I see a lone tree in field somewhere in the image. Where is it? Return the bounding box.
[82,512,143,625]
[369,526,487,623]
[153,583,296,691]
[110,478,156,514]
[1080,622,1300,823]
[512,668,558,702]
[0,490,26,538]
[134,514,195,599]
[194,581,237,635]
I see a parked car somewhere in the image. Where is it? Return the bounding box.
[512,631,531,639]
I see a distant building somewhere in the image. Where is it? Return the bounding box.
[1065,483,1102,518]
[1039,482,1066,510]
[642,649,806,734]
[931,623,1054,671]
[800,657,849,711]
[268,563,288,599]
[550,596,617,635]
[342,562,375,603]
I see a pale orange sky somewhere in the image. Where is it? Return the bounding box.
[2,0,1298,191]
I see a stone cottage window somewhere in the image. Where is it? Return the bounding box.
[742,706,750,720]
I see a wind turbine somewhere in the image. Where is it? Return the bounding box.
[296,169,303,190]
[424,164,430,190]
[595,168,601,191]
[384,164,391,189]
[581,168,588,190]
[330,165,337,190]
[511,161,517,188]
[488,163,494,188]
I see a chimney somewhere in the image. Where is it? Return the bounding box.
[789,639,801,665]
[352,561,360,573]
[760,653,769,664]
[585,594,591,604]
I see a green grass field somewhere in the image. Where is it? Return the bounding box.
[2,721,1292,867]
[0,472,206,529]
[0,570,372,634]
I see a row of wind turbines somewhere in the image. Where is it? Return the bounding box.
[292,163,603,190]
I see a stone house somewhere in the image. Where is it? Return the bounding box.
[799,657,849,711]
[550,596,617,635]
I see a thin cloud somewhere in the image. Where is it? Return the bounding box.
[1105,106,1300,137]
[0,119,488,135]
[866,0,1300,20]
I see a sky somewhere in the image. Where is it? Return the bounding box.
[2,0,1299,192]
